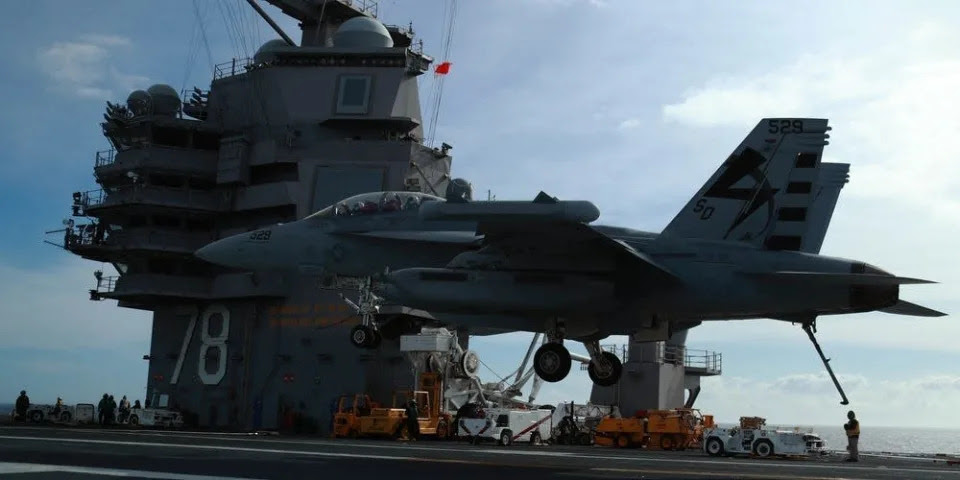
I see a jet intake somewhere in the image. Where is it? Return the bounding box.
[380,268,614,314]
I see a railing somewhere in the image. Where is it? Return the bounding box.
[64,223,109,249]
[80,185,225,212]
[685,349,722,375]
[581,343,722,374]
[214,58,253,80]
[94,275,118,294]
[342,0,379,17]
[95,149,116,167]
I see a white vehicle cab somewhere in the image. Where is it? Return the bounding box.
[459,408,552,446]
[703,417,826,458]
[127,407,184,428]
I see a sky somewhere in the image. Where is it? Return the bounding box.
[0,0,958,428]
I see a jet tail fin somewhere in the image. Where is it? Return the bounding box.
[661,118,831,250]
[879,300,947,317]
[794,162,849,254]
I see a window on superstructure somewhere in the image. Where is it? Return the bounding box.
[336,75,372,115]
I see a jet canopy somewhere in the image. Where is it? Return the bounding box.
[307,191,445,219]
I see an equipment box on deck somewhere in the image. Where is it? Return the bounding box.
[400,333,453,352]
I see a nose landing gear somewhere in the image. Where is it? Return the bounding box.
[340,277,383,350]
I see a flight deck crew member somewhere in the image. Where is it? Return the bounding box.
[844,410,860,462]
[98,394,108,425]
[15,391,29,422]
[404,400,420,441]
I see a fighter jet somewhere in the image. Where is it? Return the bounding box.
[196,118,944,401]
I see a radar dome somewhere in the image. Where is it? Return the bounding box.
[146,84,180,116]
[445,178,473,203]
[254,39,289,63]
[126,90,150,116]
[333,16,394,48]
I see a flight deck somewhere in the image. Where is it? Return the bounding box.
[1,426,958,480]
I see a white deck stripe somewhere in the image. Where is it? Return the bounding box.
[0,461,265,480]
[0,435,957,476]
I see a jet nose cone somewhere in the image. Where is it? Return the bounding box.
[194,239,228,265]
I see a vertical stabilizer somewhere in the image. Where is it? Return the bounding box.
[661,118,831,249]
[798,162,849,253]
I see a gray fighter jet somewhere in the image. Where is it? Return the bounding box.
[196,118,944,400]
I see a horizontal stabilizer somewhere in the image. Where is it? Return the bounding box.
[743,271,937,286]
[879,300,947,317]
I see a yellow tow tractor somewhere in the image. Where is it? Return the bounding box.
[331,394,378,438]
[355,372,452,440]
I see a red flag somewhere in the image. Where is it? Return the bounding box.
[434,61,452,75]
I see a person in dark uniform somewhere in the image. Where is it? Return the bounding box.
[15,391,29,422]
[404,400,420,441]
[97,394,108,425]
[844,410,860,462]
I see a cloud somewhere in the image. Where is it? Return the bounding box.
[37,34,148,100]
[0,257,152,349]
[618,118,641,130]
[660,22,960,219]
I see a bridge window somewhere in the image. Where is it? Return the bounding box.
[336,75,371,115]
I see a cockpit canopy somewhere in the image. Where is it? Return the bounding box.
[307,191,444,219]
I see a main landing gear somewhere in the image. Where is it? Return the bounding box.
[532,324,623,387]
[341,277,383,350]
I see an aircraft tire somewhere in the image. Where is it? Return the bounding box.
[533,343,572,382]
[350,325,376,349]
[587,352,622,387]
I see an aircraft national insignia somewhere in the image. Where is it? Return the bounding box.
[703,147,778,239]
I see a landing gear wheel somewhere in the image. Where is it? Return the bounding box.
[350,325,379,349]
[706,437,724,456]
[533,343,572,382]
[754,439,774,458]
[587,351,623,387]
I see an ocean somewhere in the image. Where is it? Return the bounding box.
[1,402,955,455]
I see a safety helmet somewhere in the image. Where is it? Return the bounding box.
[20,390,25,395]
[847,410,855,419]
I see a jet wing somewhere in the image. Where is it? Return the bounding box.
[420,193,681,285]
